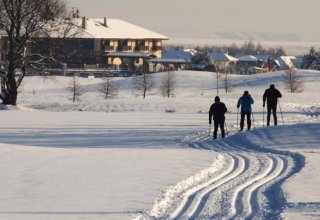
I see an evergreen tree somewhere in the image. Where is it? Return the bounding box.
[301,47,320,69]
[191,52,216,71]
[310,59,320,70]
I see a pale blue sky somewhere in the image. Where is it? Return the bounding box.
[67,0,320,42]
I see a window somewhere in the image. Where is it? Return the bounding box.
[118,40,128,46]
[136,40,145,47]
[103,40,111,46]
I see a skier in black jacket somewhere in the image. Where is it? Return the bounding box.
[263,84,282,126]
[209,96,227,139]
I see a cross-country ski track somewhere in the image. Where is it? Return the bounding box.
[3,71,320,220]
[138,124,304,220]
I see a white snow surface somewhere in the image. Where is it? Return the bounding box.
[1,70,320,219]
[68,18,168,39]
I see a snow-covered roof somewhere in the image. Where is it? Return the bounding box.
[291,56,303,67]
[255,54,270,62]
[27,17,168,40]
[183,49,198,56]
[162,50,193,61]
[211,52,238,62]
[71,18,169,40]
[236,55,259,62]
[148,58,189,64]
[274,56,297,69]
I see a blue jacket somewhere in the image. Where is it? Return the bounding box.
[237,95,254,112]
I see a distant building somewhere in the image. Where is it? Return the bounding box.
[211,52,238,71]
[0,17,168,71]
[235,54,283,73]
[274,56,302,70]
[236,55,260,65]
[148,49,193,71]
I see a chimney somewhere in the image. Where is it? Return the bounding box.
[104,16,108,27]
[82,16,86,29]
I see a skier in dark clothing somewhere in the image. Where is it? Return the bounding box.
[263,84,282,126]
[209,96,227,139]
[237,91,254,131]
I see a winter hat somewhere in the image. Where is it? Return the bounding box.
[244,91,249,96]
[270,84,275,89]
[214,96,220,102]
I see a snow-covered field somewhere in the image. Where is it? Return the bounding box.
[0,70,320,220]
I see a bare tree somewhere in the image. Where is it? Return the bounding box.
[0,0,73,105]
[215,71,221,95]
[100,73,118,99]
[66,76,85,102]
[132,65,154,98]
[222,69,233,93]
[282,67,304,93]
[160,71,176,98]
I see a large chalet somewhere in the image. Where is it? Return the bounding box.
[0,17,168,71]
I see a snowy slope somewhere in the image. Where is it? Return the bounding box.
[0,70,320,219]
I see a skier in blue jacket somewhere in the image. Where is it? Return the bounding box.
[237,91,254,131]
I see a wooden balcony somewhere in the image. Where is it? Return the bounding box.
[102,45,115,52]
[152,46,162,51]
[118,46,132,52]
[136,46,149,51]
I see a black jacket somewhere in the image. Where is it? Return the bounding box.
[209,102,227,123]
[263,88,282,107]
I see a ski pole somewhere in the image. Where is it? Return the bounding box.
[263,105,265,127]
[237,107,239,130]
[251,111,255,128]
[209,124,211,136]
[278,100,284,125]
[225,121,229,137]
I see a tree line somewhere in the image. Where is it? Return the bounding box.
[164,40,286,57]
[67,71,177,102]
[67,66,304,105]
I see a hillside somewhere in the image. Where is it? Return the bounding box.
[0,70,319,219]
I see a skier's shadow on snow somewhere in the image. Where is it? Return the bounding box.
[0,128,189,148]
[0,211,140,216]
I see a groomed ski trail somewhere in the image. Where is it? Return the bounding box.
[170,154,247,220]
[138,126,301,220]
